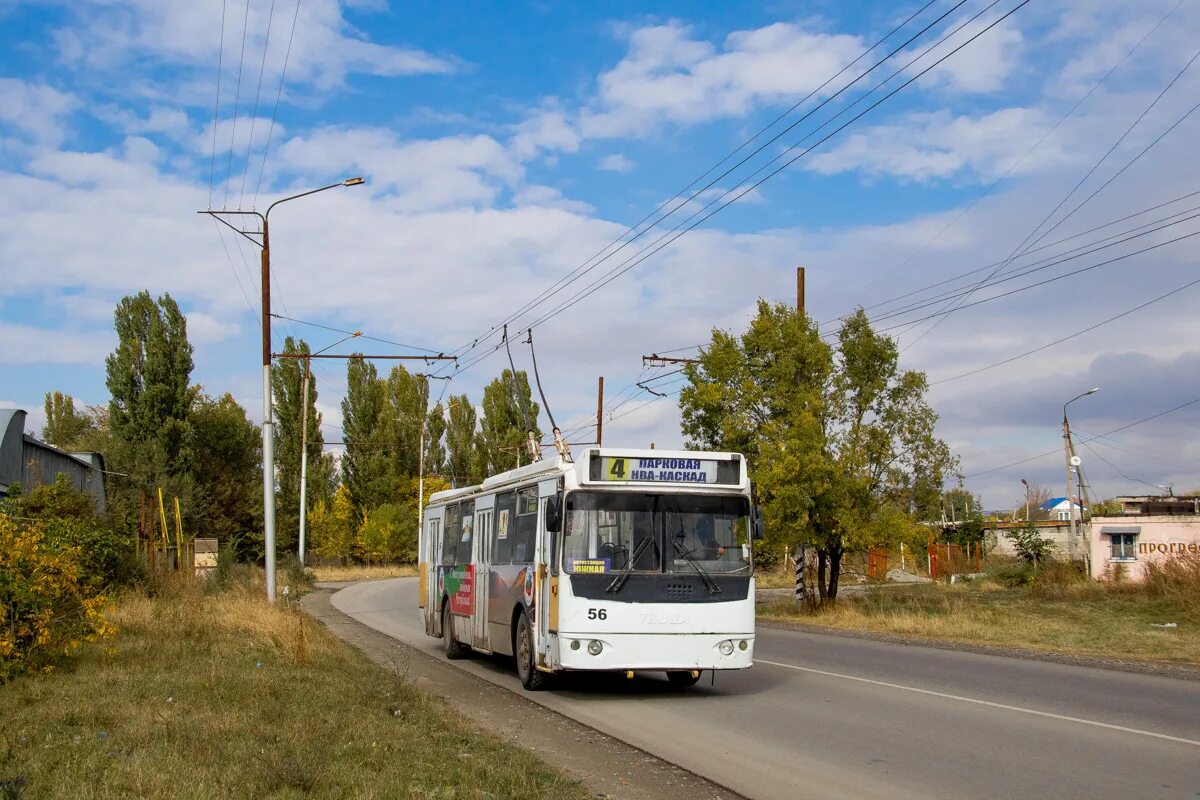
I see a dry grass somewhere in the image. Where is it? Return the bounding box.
[309,564,418,583]
[759,566,1200,665]
[0,568,587,799]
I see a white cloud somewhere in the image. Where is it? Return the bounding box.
[806,107,1062,182]
[186,311,241,344]
[277,128,522,211]
[511,110,581,159]
[921,14,1025,94]
[580,21,864,138]
[0,322,113,365]
[599,153,635,173]
[0,79,77,145]
[51,0,459,96]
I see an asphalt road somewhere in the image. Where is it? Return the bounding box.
[332,578,1200,800]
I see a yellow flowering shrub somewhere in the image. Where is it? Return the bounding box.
[0,513,116,682]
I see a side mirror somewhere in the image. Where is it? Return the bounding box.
[545,494,562,533]
[752,505,765,540]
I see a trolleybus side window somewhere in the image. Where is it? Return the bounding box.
[442,504,460,565]
[492,490,517,564]
[512,486,538,564]
[456,500,475,565]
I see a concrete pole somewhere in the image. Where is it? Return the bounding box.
[261,218,277,601]
[298,357,311,566]
[1063,414,1078,563]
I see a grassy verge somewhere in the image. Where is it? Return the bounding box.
[309,564,418,583]
[0,570,587,799]
[758,577,1200,665]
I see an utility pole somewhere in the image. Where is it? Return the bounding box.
[200,176,365,601]
[795,264,806,604]
[596,376,604,447]
[1063,387,1098,565]
[797,265,805,313]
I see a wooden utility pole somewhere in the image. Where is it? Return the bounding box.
[797,265,805,313]
[596,376,604,447]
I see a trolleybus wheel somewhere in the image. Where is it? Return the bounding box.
[667,670,702,687]
[515,610,549,691]
[442,603,469,660]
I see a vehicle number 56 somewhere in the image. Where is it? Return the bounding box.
[587,608,608,620]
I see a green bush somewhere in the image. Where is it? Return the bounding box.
[988,561,1035,588]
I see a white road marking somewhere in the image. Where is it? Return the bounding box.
[757,658,1200,748]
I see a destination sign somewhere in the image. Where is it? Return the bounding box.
[600,456,719,484]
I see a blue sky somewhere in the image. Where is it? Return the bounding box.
[2,0,1199,507]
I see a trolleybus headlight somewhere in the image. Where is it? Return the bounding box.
[739,640,749,651]
[719,640,735,656]
[587,640,603,656]
[570,639,581,651]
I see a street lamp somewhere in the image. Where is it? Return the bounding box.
[1063,387,1098,561]
[1020,477,1031,521]
[200,176,366,601]
[298,331,361,566]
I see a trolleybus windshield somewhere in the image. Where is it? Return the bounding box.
[562,492,750,575]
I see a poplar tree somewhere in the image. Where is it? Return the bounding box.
[341,356,390,514]
[384,364,429,480]
[444,394,482,486]
[191,392,262,556]
[104,291,196,526]
[42,392,95,448]
[478,370,541,476]
[424,402,448,477]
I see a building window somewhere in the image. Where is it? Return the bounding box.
[1057,510,1070,521]
[1110,533,1137,561]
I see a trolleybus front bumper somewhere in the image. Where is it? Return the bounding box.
[555,631,754,671]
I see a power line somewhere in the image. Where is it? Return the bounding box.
[211,217,260,322]
[208,0,228,209]
[901,33,1200,347]
[254,0,302,207]
[877,226,1200,333]
[1077,440,1172,493]
[469,0,960,351]
[828,189,1200,325]
[224,0,252,208]
[1072,430,1200,469]
[929,271,1200,384]
[239,0,277,207]
[964,395,1200,478]
[269,313,443,353]
[520,1,1036,338]
[870,209,1200,327]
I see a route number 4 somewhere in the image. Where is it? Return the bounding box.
[587,608,608,620]
[608,458,626,479]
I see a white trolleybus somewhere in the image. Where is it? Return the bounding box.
[418,447,761,690]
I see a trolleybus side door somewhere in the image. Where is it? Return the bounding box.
[422,513,441,635]
[536,478,558,665]
[473,502,493,649]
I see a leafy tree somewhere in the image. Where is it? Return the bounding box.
[309,485,359,563]
[445,394,483,487]
[272,338,335,551]
[42,392,95,449]
[941,487,984,545]
[1091,498,1122,516]
[680,303,956,602]
[190,393,262,559]
[1005,520,1055,566]
[1015,481,1054,521]
[340,356,392,514]
[478,369,541,476]
[385,365,430,481]
[103,291,196,528]
[425,402,448,477]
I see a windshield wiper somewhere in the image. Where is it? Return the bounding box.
[606,537,653,594]
[672,539,722,595]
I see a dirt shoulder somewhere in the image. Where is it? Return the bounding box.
[302,588,745,800]
[757,616,1200,681]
